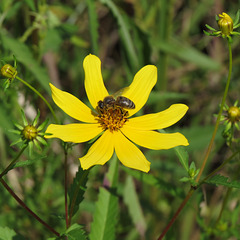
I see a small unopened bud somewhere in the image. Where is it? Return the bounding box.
[22,125,38,141]
[228,106,240,123]
[218,12,233,36]
[1,64,17,79]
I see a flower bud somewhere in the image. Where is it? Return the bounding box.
[227,106,240,123]
[22,125,38,141]
[218,12,233,36]
[0,64,17,79]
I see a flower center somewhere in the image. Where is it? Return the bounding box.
[22,125,38,140]
[96,105,129,132]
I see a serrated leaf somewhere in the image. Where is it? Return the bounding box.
[174,146,189,172]
[122,167,185,198]
[89,156,119,240]
[13,155,46,168]
[205,174,240,189]
[1,34,51,94]
[64,224,87,240]
[68,167,89,218]
[123,176,146,237]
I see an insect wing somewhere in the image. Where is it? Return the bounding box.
[112,86,130,98]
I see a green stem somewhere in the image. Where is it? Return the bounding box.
[0,145,28,179]
[215,187,232,226]
[16,76,58,124]
[196,40,232,182]
[0,178,60,237]
[64,145,69,229]
[200,150,240,184]
[156,151,239,240]
[157,189,195,240]
[0,145,60,236]
[157,40,233,239]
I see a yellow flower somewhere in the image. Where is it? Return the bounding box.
[218,12,233,36]
[45,54,189,172]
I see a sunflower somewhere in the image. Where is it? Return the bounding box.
[45,54,189,172]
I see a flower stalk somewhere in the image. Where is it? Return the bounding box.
[0,178,60,237]
[0,145,28,179]
[196,40,232,182]
[15,76,58,123]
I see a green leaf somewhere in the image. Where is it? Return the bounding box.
[233,9,240,26]
[64,224,87,240]
[24,0,36,11]
[68,167,89,218]
[0,227,16,240]
[153,39,221,70]
[1,34,51,94]
[41,29,62,54]
[13,155,46,168]
[205,174,240,189]
[86,0,99,55]
[205,24,217,31]
[122,167,185,198]
[89,156,119,240]
[0,227,24,240]
[174,146,189,172]
[123,176,146,237]
[100,0,139,71]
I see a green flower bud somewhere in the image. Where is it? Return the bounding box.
[22,125,38,141]
[1,64,17,79]
[228,106,240,123]
[218,12,233,36]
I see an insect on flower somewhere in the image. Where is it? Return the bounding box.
[45,54,189,172]
[98,95,135,111]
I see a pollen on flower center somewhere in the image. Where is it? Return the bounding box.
[96,106,129,132]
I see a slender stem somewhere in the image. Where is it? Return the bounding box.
[16,76,58,123]
[157,40,233,239]
[0,145,28,179]
[157,189,194,240]
[196,41,232,182]
[200,150,240,185]
[0,178,60,237]
[64,146,69,229]
[215,187,232,226]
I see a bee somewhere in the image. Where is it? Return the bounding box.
[98,95,135,110]
[115,96,135,109]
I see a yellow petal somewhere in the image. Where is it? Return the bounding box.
[80,130,114,170]
[45,123,102,143]
[113,131,150,172]
[126,104,188,130]
[50,83,96,123]
[83,54,109,109]
[121,65,157,117]
[121,125,189,150]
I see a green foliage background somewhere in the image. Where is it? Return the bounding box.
[0,0,240,239]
